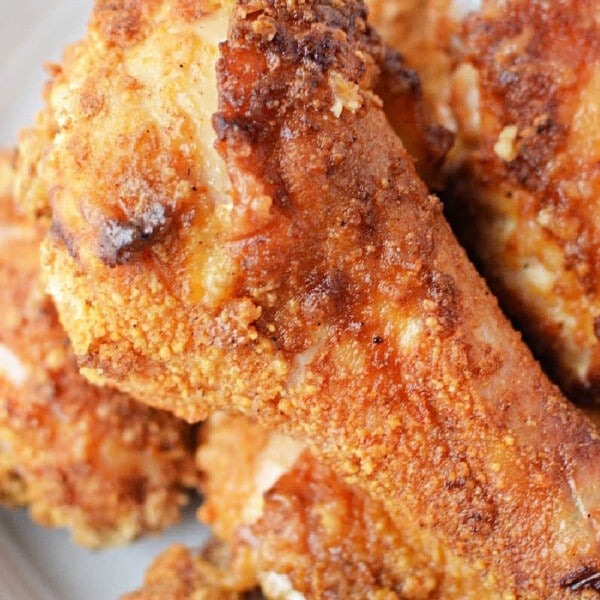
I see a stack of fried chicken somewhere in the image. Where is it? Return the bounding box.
[4,0,600,597]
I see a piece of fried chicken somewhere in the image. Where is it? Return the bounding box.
[0,148,196,548]
[128,413,498,599]
[135,409,600,599]
[20,0,600,594]
[443,0,600,404]
[123,541,261,600]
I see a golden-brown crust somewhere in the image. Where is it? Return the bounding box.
[131,414,494,599]
[34,0,600,594]
[375,46,454,189]
[91,0,162,47]
[143,411,600,599]
[0,151,196,548]
[447,0,600,404]
[252,451,445,599]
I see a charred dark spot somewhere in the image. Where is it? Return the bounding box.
[98,202,171,266]
[445,478,466,490]
[562,567,600,592]
[212,113,230,143]
[269,29,301,65]
[508,113,566,189]
[380,49,421,97]
[302,32,337,70]
[372,336,383,344]
[534,114,553,134]
[213,114,262,146]
[313,3,353,30]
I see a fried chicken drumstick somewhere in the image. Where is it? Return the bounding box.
[0,149,196,548]
[20,0,600,594]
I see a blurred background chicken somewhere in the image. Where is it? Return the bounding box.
[443,0,600,407]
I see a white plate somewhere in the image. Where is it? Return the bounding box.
[0,2,207,598]
[1,507,206,600]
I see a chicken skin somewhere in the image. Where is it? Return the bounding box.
[20,0,600,594]
[445,0,600,404]
[367,0,482,175]
[0,148,196,548]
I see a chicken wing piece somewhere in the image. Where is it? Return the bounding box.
[23,0,600,594]
[445,0,600,404]
[0,148,196,548]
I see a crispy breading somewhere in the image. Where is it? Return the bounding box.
[196,413,304,543]
[374,40,454,190]
[366,0,476,172]
[0,148,196,548]
[23,0,600,594]
[445,0,600,406]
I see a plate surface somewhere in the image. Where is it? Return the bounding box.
[0,2,207,599]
